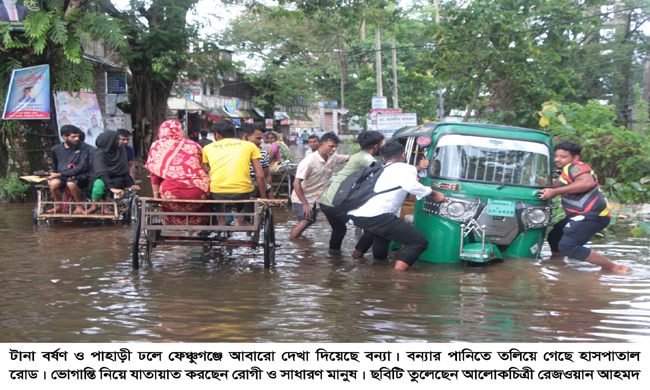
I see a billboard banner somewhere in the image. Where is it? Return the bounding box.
[0,0,42,31]
[54,92,104,147]
[2,64,50,120]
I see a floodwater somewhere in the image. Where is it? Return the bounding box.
[1,146,649,343]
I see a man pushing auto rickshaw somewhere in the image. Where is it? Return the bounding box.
[538,141,631,274]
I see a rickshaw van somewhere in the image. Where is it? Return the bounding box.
[389,122,553,264]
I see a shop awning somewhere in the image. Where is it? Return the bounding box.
[205,112,225,122]
[213,108,231,118]
[224,105,240,118]
[274,111,290,121]
[252,108,265,119]
[167,97,210,111]
[235,109,252,118]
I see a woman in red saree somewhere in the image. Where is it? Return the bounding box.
[145,120,210,225]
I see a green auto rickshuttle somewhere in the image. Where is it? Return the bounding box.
[389,122,554,264]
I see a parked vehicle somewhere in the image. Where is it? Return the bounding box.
[389,122,553,264]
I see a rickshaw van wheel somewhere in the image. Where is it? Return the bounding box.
[124,195,137,225]
[263,209,276,268]
[132,210,142,269]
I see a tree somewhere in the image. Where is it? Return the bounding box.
[0,0,125,182]
[560,1,650,127]
[422,0,586,128]
[95,0,202,156]
[219,6,332,117]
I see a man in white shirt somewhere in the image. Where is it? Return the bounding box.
[303,134,320,158]
[349,142,446,271]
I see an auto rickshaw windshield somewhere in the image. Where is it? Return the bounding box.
[429,134,551,187]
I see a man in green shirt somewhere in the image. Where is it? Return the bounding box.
[319,131,385,252]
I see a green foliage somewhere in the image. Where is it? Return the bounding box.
[538,100,650,203]
[0,173,30,201]
[342,138,361,154]
[422,0,582,127]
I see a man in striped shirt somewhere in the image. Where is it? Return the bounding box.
[239,123,274,199]
[539,141,630,273]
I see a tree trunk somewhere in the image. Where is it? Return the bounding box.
[130,68,174,159]
[463,78,482,122]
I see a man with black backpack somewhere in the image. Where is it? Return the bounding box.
[319,131,385,253]
[347,142,446,271]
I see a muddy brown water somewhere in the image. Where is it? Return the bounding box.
[1,145,649,343]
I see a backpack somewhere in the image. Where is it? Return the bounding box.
[332,163,400,211]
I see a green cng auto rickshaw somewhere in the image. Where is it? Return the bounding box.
[389,122,553,264]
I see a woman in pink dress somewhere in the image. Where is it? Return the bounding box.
[145,120,210,225]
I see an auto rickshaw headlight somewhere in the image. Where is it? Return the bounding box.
[447,202,466,218]
[526,209,548,225]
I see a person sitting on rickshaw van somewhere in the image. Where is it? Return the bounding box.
[348,142,446,271]
[267,130,294,172]
[85,131,139,214]
[146,120,210,225]
[203,120,267,226]
[117,129,136,179]
[538,141,630,274]
[47,125,95,214]
[238,123,275,200]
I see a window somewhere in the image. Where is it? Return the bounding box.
[430,134,550,187]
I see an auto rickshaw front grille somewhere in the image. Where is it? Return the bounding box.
[475,208,519,245]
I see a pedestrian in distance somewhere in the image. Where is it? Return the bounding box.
[304,134,320,158]
[538,141,630,274]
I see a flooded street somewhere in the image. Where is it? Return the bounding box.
[1,146,650,343]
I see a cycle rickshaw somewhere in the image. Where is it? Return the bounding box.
[131,197,279,269]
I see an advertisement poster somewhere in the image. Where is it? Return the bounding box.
[54,92,104,148]
[2,64,50,120]
[0,0,42,31]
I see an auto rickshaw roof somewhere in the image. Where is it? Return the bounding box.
[389,122,550,141]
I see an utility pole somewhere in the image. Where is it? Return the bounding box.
[375,27,383,97]
[435,0,440,23]
[392,36,398,109]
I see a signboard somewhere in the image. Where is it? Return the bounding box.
[2,64,50,120]
[370,109,402,130]
[371,96,387,110]
[106,72,127,94]
[265,119,274,129]
[172,78,201,96]
[0,0,42,31]
[339,107,349,116]
[54,92,104,147]
[376,113,418,131]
